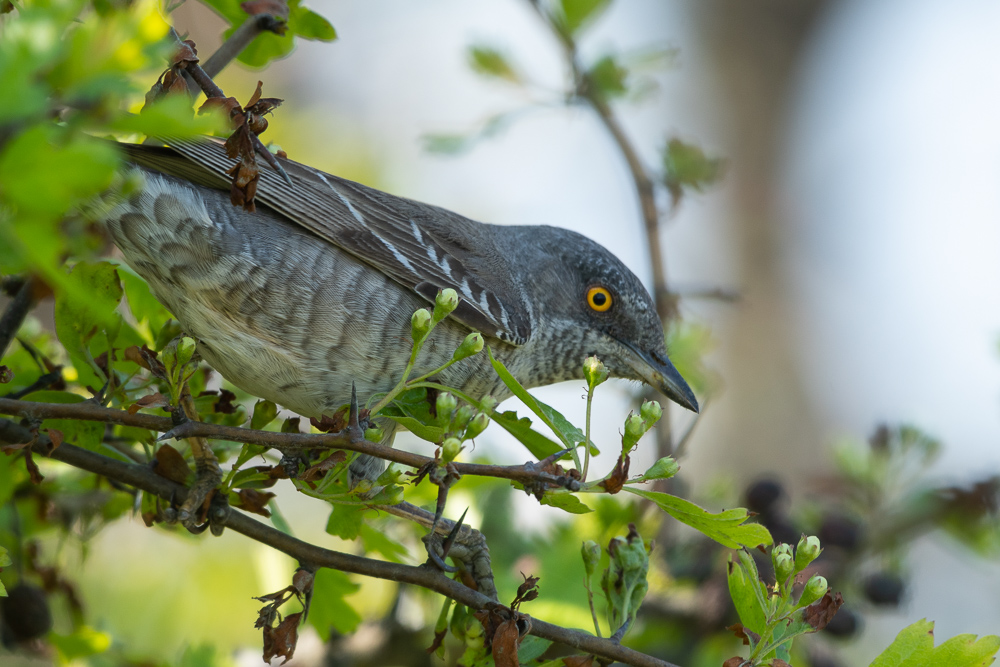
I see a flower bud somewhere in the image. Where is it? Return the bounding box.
[464,412,490,440]
[411,308,432,342]
[453,332,484,361]
[436,392,457,422]
[442,437,462,462]
[364,426,384,443]
[433,288,459,322]
[772,543,794,581]
[795,535,822,572]
[479,396,498,414]
[583,356,609,390]
[640,400,662,427]
[799,575,828,608]
[581,540,601,576]
[452,405,476,432]
[773,552,794,584]
[624,414,646,444]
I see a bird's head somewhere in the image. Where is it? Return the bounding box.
[516,226,699,413]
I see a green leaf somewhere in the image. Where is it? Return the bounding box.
[468,45,520,83]
[869,619,1000,667]
[491,410,562,460]
[288,5,336,40]
[726,552,768,637]
[110,95,228,139]
[662,137,725,197]
[326,504,365,540]
[54,261,125,389]
[623,488,773,549]
[0,547,8,597]
[23,390,103,451]
[118,266,172,336]
[539,492,593,514]
[558,0,612,35]
[588,55,628,99]
[307,568,362,638]
[49,626,112,661]
[487,348,586,452]
[517,636,553,663]
[632,456,679,483]
[360,524,408,562]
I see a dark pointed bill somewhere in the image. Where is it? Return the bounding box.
[620,342,699,413]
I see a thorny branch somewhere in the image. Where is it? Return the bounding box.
[0,398,581,490]
[0,417,681,667]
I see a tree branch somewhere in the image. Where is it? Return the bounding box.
[0,417,680,667]
[0,398,580,489]
[0,276,39,359]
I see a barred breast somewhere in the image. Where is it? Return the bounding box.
[105,171,511,420]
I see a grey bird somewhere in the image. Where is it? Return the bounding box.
[102,140,698,481]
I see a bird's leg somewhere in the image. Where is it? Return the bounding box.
[379,501,498,602]
[172,392,223,532]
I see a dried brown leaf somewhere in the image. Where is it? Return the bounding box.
[128,392,171,415]
[722,658,747,667]
[234,489,276,517]
[490,619,522,667]
[600,451,631,494]
[802,591,844,631]
[425,628,447,655]
[562,656,595,667]
[262,611,301,664]
[45,429,63,450]
[0,365,12,383]
[214,388,238,414]
[153,444,193,485]
[300,451,347,483]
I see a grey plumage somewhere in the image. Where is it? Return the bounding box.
[102,140,697,481]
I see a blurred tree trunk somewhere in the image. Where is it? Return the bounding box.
[684,0,836,486]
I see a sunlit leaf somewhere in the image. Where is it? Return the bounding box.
[539,492,593,514]
[623,488,772,549]
[869,619,1000,667]
[662,137,725,198]
[557,0,611,36]
[308,569,362,638]
[468,45,521,83]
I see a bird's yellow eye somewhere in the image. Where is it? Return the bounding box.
[587,286,612,312]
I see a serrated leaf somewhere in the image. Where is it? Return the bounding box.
[54,261,124,389]
[492,410,563,460]
[360,524,408,562]
[307,569,361,638]
[623,488,773,549]
[487,348,587,453]
[111,94,227,139]
[539,492,593,514]
[326,503,365,540]
[870,619,1000,667]
[727,553,768,637]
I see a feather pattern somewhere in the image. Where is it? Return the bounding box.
[125,139,532,344]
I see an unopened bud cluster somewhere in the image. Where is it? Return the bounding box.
[622,400,663,449]
[771,534,828,607]
[434,391,495,463]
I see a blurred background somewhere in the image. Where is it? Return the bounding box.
[5,0,1000,665]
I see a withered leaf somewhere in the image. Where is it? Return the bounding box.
[771,660,792,667]
[0,365,12,383]
[722,658,747,667]
[490,619,522,667]
[262,611,301,665]
[726,623,759,646]
[562,656,595,667]
[425,628,447,655]
[234,489,276,517]
[128,392,171,415]
[46,429,63,450]
[153,444,193,485]
[125,344,166,378]
[802,591,844,631]
[300,451,347,483]
[214,388,238,414]
[172,39,199,66]
[24,449,43,484]
[599,452,630,494]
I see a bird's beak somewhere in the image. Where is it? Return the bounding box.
[620,342,700,413]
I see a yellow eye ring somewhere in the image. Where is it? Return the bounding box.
[587,286,612,312]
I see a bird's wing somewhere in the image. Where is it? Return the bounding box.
[123,139,531,345]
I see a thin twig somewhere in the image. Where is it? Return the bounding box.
[1,418,680,667]
[201,14,284,78]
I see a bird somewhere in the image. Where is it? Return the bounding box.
[101,139,698,483]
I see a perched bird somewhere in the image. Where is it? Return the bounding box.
[103,140,698,481]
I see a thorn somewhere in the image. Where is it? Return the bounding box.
[440,507,468,560]
[349,382,360,431]
[539,447,573,467]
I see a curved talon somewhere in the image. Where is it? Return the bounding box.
[423,537,459,573]
[184,518,211,534]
